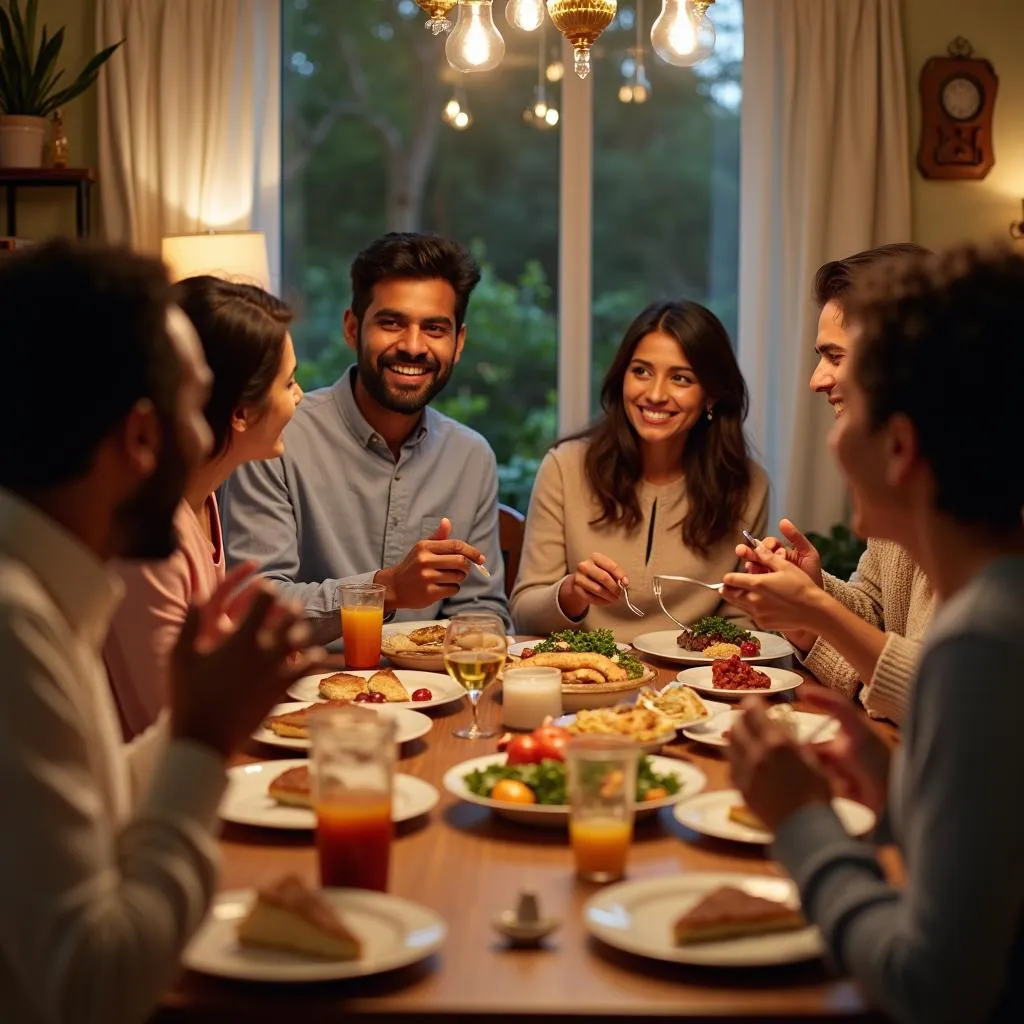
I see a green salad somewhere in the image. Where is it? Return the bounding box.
[688,616,756,645]
[529,628,646,680]
[463,756,681,806]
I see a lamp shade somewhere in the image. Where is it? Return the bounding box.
[161,231,271,290]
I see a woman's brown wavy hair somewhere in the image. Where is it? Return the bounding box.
[566,300,752,555]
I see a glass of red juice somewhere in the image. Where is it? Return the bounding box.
[309,704,397,891]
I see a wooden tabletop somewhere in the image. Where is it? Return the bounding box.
[156,650,898,1023]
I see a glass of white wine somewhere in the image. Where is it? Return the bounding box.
[443,611,508,740]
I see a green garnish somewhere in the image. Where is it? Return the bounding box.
[688,616,755,645]
[531,628,646,680]
[464,756,681,806]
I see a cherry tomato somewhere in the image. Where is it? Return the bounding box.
[366,691,387,704]
[520,648,535,659]
[739,640,759,657]
[353,692,372,703]
[643,787,669,802]
[411,688,433,702]
[505,734,544,765]
[491,779,536,804]
[531,724,571,762]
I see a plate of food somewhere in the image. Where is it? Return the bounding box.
[682,707,838,748]
[582,871,822,967]
[380,620,449,670]
[183,876,446,981]
[675,660,803,700]
[673,789,876,845]
[632,617,794,664]
[287,667,464,711]
[219,760,440,830]
[635,682,730,728]
[442,723,706,827]
[252,702,433,751]
[554,705,677,754]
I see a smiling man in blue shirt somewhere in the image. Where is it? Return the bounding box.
[222,233,511,643]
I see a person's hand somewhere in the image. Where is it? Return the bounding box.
[727,697,832,832]
[800,687,891,815]
[557,552,627,619]
[374,517,485,611]
[169,563,326,759]
[736,519,824,588]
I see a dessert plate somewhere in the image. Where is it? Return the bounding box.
[632,630,793,665]
[287,669,464,711]
[183,887,446,981]
[682,709,838,748]
[252,702,432,751]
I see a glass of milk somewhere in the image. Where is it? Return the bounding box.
[501,666,563,730]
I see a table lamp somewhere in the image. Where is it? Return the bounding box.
[161,231,271,290]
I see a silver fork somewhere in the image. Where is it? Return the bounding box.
[654,573,724,593]
[618,579,645,617]
[652,576,692,634]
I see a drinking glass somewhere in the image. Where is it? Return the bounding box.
[338,582,385,669]
[443,611,507,739]
[566,736,639,883]
[309,704,396,891]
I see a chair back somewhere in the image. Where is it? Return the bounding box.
[498,503,526,599]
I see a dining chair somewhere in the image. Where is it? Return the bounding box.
[498,503,526,598]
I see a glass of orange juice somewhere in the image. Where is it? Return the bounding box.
[566,736,639,883]
[338,583,385,670]
[310,703,397,891]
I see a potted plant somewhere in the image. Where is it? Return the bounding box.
[0,0,122,168]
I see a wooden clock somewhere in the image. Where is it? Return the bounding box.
[917,37,998,180]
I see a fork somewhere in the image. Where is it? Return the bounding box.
[618,579,645,617]
[654,574,724,593]
[652,576,692,634]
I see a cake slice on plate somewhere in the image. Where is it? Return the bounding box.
[727,803,768,831]
[237,874,362,960]
[368,668,410,702]
[268,765,313,808]
[265,700,353,739]
[673,885,807,944]
[318,672,369,701]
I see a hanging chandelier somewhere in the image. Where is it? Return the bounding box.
[416,1,459,35]
[545,1,618,79]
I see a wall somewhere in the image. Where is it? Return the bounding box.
[6,0,98,239]
[903,0,1024,249]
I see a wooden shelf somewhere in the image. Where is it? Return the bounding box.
[0,167,95,237]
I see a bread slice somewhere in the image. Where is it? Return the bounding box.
[268,765,313,808]
[265,700,353,739]
[318,672,369,701]
[237,874,362,960]
[727,803,768,831]
[673,885,806,944]
[408,624,446,646]
[368,668,410,702]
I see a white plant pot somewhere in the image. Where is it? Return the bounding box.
[0,115,47,168]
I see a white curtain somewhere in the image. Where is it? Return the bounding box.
[737,0,911,534]
[95,0,282,291]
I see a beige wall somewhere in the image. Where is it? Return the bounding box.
[6,0,98,239]
[903,0,1024,249]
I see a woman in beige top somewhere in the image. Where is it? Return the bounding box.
[510,300,768,643]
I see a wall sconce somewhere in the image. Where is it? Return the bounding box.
[1011,199,1024,240]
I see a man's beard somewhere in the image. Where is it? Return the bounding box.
[114,425,192,561]
[357,340,454,415]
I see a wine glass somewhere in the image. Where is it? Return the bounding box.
[443,612,508,740]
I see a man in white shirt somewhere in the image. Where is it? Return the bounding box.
[0,240,323,1024]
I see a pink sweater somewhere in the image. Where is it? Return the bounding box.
[104,496,225,738]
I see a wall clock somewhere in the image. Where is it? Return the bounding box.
[917,37,998,180]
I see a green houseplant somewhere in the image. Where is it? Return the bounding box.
[0,0,122,168]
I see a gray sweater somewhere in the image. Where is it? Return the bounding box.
[774,556,1024,1024]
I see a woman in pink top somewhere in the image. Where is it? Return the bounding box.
[105,277,303,736]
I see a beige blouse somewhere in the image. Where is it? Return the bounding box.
[510,439,770,643]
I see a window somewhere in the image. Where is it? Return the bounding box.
[282,0,742,511]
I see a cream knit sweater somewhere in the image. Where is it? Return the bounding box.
[509,440,769,643]
[800,538,934,724]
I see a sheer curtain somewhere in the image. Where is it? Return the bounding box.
[95,0,281,290]
[737,0,911,533]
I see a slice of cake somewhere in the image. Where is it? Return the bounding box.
[368,668,410,702]
[727,803,768,831]
[268,765,313,808]
[318,672,369,701]
[265,700,353,739]
[673,885,807,945]
[237,874,362,960]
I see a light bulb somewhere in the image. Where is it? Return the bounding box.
[618,83,633,103]
[453,110,472,128]
[545,59,564,82]
[544,107,559,125]
[633,83,649,103]
[651,0,716,67]
[444,98,462,120]
[534,100,548,118]
[446,1,506,73]
[505,0,545,31]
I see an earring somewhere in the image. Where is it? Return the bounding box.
[706,406,713,422]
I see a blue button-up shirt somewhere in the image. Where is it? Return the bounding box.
[221,368,510,642]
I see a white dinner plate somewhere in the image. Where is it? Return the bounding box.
[442,753,706,828]
[219,760,440,830]
[636,682,732,729]
[674,664,803,700]
[673,789,876,844]
[632,629,794,665]
[252,703,433,751]
[682,709,839,748]
[583,871,823,967]
[183,887,446,981]
[287,669,465,711]
[554,712,676,754]
[507,639,630,657]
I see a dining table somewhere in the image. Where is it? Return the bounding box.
[155,643,901,1023]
